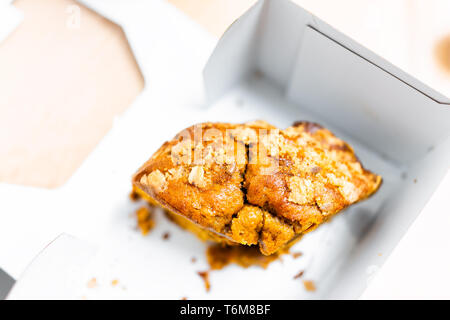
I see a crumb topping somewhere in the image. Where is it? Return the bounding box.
[141,169,167,194]
[287,176,315,205]
[188,165,207,188]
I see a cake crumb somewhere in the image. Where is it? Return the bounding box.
[162,232,170,240]
[291,251,303,259]
[191,257,197,263]
[87,278,97,289]
[111,279,119,286]
[197,271,211,292]
[181,297,188,300]
[303,280,316,292]
[136,206,155,235]
[293,270,304,279]
[129,190,141,201]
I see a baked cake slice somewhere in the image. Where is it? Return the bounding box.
[132,120,381,255]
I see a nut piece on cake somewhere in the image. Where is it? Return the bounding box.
[132,121,382,255]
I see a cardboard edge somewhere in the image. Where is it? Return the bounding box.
[202,0,266,101]
[308,11,450,105]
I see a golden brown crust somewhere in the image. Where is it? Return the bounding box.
[132,121,382,255]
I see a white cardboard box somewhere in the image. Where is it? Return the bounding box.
[2,0,450,299]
